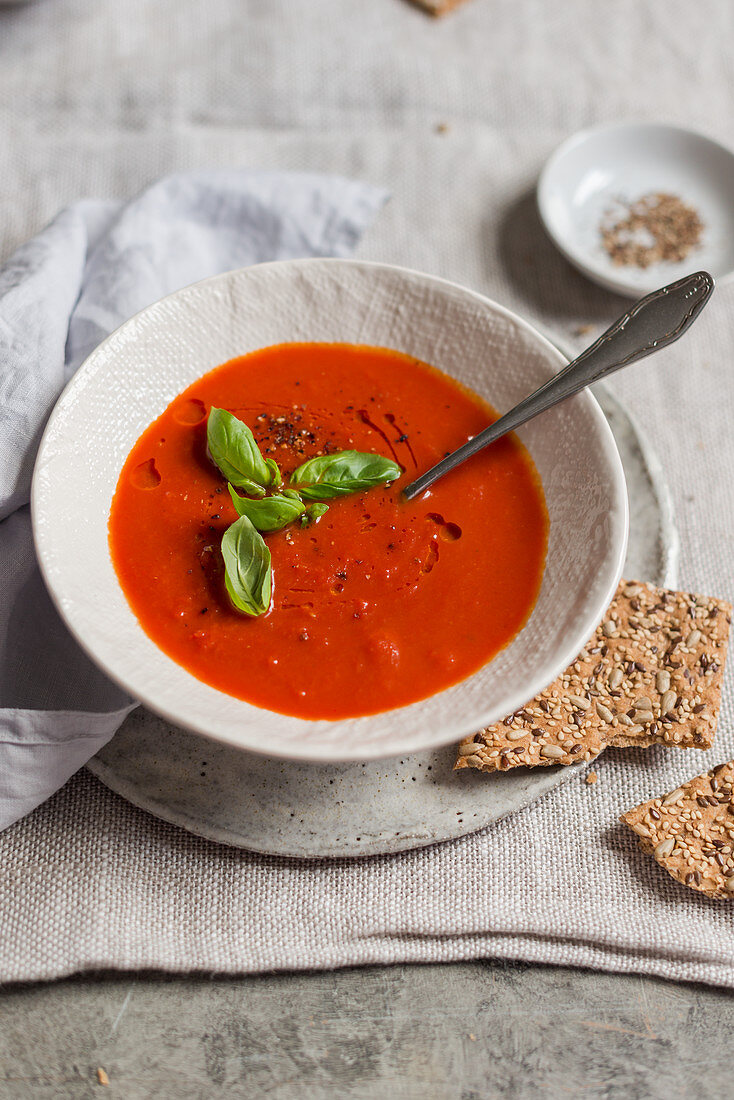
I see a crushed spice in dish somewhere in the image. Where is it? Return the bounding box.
[600,192,704,269]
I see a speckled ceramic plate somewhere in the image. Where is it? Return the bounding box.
[87,377,678,858]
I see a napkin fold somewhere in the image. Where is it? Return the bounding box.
[0,171,387,831]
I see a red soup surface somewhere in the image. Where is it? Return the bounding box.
[109,343,548,719]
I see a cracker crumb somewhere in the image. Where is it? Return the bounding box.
[586,772,598,785]
[410,0,473,15]
[97,1067,110,1086]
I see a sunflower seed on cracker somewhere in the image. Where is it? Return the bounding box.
[455,580,731,774]
[620,761,734,900]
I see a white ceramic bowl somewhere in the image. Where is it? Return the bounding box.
[538,122,734,297]
[32,259,628,761]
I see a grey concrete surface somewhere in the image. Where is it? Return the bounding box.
[1,962,733,1099]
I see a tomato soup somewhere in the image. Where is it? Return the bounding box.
[109,344,548,719]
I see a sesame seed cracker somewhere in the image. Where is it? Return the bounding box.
[621,761,734,900]
[455,580,731,774]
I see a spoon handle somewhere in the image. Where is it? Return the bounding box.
[403,271,714,501]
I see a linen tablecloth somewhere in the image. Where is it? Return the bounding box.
[0,169,387,832]
[2,0,734,985]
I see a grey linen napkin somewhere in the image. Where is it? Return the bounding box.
[0,171,386,830]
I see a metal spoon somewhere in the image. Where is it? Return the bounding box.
[402,270,714,500]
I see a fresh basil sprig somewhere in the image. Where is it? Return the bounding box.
[207,407,274,490]
[220,514,272,616]
[205,409,400,617]
[290,450,402,500]
[229,484,305,531]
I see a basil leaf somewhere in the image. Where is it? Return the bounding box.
[301,502,330,526]
[265,458,282,486]
[221,515,272,616]
[236,478,267,499]
[228,484,305,531]
[281,488,303,502]
[207,407,273,489]
[290,450,402,500]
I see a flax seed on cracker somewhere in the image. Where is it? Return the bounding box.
[455,580,731,774]
[621,761,734,899]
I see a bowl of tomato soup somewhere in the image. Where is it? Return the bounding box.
[32,259,627,761]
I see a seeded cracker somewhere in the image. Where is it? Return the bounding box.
[621,762,734,899]
[455,581,731,773]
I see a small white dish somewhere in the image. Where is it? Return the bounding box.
[538,122,734,297]
[32,259,628,762]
